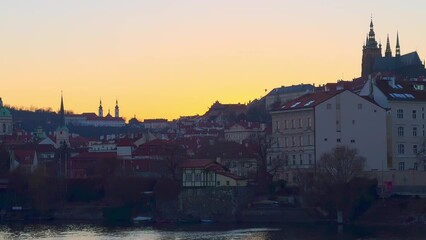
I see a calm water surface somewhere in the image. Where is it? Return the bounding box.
[0,222,424,240]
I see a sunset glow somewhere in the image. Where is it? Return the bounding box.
[1,1,426,120]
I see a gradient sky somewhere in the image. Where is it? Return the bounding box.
[1,1,426,121]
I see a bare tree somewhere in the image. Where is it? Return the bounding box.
[416,137,426,171]
[250,132,285,194]
[164,143,186,181]
[316,146,365,186]
[307,146,368,219]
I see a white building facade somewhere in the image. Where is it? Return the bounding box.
[360,77,426,171]
[270,90,387,184]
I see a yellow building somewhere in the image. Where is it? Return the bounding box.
[182,159,247,187]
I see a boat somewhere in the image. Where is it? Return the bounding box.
[133,216,153,223]
[200,219,214,223]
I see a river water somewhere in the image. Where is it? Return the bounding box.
[0,222,424,240]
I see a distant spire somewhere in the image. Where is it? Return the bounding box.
[114,98,119,118]
[0,97,3,108]
[385,34,392,57]
[59,92,66,127]
[395,32,401,57]
[98,98,103,117]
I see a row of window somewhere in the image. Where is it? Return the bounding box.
[184,172,213,182]
[398,162,426,171]
[281,135,313,147]
[184,173,233,186]
[284,153,314,166]
[275,118,312,130]
[397,143,421,155]
[396,109,425,119]
[397,126,425,137]
[326,103,364,110]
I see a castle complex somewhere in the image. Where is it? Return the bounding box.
[361,18,425,78]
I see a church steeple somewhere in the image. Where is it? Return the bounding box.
[385,34,392,57]
[395,32,401,57]
[59,92,65,127]
[114,99,119,118]
[98,99,103,117]
[55,91,69,148]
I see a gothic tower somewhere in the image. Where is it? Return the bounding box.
[98,99,103,117]
[361,18,382,77]
[114,99,119,118]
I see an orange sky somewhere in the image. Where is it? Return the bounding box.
[1,1,426,121]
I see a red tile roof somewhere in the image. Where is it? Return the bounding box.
[70,152,117,161]
[181,159,219,169]
[14,149,36,165]
[116,137,135,147]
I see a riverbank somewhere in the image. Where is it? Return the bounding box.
[355,197,426,226]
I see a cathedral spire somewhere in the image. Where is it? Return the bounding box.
[365,17,378,49]
[59,91,65,127]
[395,31,401,57]
[385,34,392,57]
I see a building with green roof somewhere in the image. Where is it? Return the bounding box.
[0,98,13,136]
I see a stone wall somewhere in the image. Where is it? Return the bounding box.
[178,187,254,221]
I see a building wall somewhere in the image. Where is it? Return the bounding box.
[65,116,125,127]
[216,174,247,187]
[117,146,132,157]
[315,91,387,170]
[369,170,426,195]
[224,126,258,143]
[270,108,315,183]
[88,142,117,152]
[388,101,426,171]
